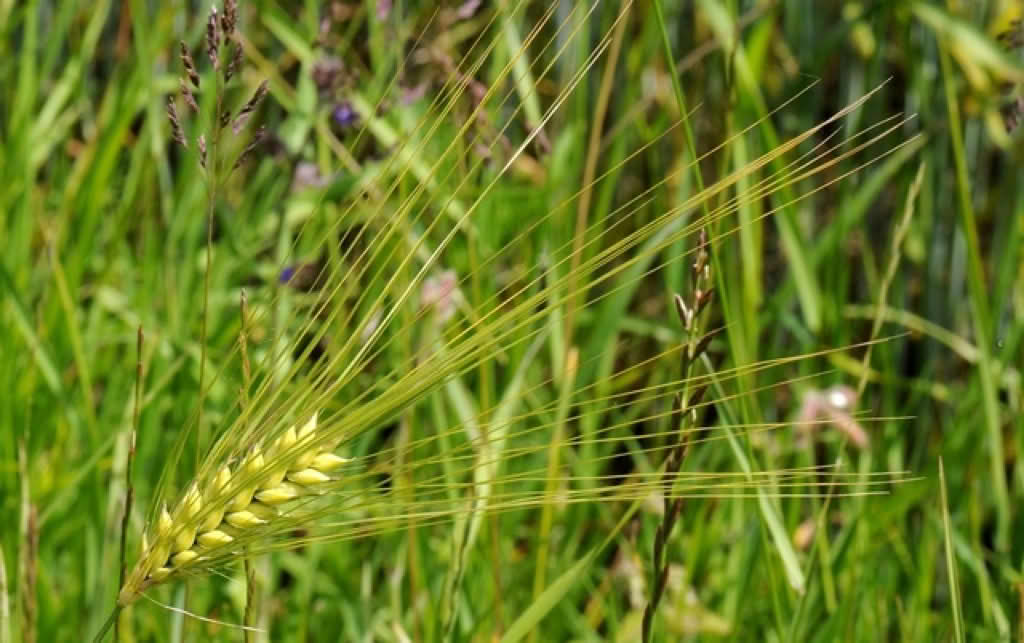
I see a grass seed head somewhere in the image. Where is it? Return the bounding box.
[225,39,243,84]
[179,41,200,89]
[206,7,220,69]
[118,412,343,606]
[232,125,265,170]
[166,98,187,149]
[232,79,269,134]
[222,0,238,39]
[180,78,198,113]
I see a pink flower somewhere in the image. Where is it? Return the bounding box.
[796,385,869,448]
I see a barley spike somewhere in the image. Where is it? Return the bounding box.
[117,412,345,606]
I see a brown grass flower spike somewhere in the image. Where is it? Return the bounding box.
[166,98,188,148]
[641,228,715,643]
[225,39,243,84]
[206,7,220,69]
[180,41,200,89]
[232,80,268,134]
[222,0,238,39]
[233,125,265,170]
[180,78,198,113]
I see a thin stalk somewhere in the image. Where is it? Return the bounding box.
[240,290,258,642]
[115,327,143,642]
[529,346,576,640]
[642,5,717,638]
[197,118,218,468]
[197,16,226,466]
[939,458,965,643]
[564,1,629,345]
[938,35,1009,550]
[243,562,256,642]
[17,442,36,643]
[641,233,713,643]
[652,0,709,213]
[92,608,122,643]
[857,162,925,396]
[178,20,225,643]
[0,545,8,643]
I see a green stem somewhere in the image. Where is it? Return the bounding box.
[196,41,224,467]
[243,558,257,643]
[938,36,1009,551]
[240,290,258,641]
[115,328,143,642]
[92,607,121,643]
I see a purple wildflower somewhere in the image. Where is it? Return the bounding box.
[332,102,359,128]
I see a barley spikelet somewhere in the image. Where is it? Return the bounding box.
[118,412,346,606]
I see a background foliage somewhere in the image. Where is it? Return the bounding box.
[1,0,1022,640]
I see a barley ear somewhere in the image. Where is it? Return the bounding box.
[117,412,351,606]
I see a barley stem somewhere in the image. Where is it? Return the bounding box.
[240,290,258,643]
[115,327,143,642]
[92,608,121,643]
[243,560,257,643]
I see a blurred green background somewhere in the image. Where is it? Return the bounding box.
[1,0,1022,640]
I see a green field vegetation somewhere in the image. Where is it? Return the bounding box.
[1,0,1022,641]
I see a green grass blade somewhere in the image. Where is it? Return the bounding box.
[503,502,638,643]
[939,458,965,643]
[937,25,1010,551]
